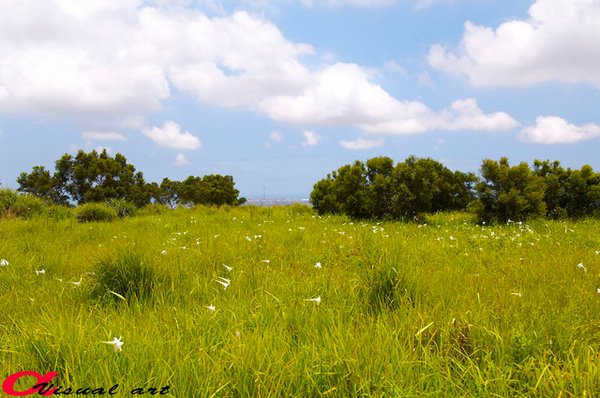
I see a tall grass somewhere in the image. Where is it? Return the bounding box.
[0,207,598,396]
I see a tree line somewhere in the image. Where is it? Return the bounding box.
[310,156,600,223]
[16,149,246,208]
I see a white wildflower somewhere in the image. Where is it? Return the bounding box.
[216,277,230,290]
[102,336,124,352]
[261,260,270,263]
[223,264,233,272]
[306,296,321,305]
[510,292,522,297]
[0,259,8,267]
[161,250,167,256]
[206,304,216,313]
[314,262,322,269]
[35,269,45,275]
[577,263,587,272]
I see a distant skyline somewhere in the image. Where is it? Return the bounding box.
[1,0,599,198]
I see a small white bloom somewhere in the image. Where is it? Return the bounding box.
[577,263,587,272]
[595,250,600,255]
[223,264,233,272]
[314,262,322,269]
[214,234,220,238]
[261,260,270,263]
[597,288,600,294]
[306,296,321,305]
[0,259,8,267]
[67,278,82,287]
[35,269,45,275]
[216,277,230,290]
[206,304,216,313]
[245,236,252,241]
[102,336,124,352]
[161,250,167,256]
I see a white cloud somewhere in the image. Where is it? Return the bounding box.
[269,131,284,143]
[173,153,190,166]
[437,99,519,132]
[82,131,126,141]
[143,121,202,150]
[340,137,384,150]
[428,0,600,89]
[301,0,396,6]
[302,130,320,146]
[262,63,518,135]
[0,1,519,139]
[519,116,600,144]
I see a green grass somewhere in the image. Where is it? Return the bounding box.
[0,207,598,397]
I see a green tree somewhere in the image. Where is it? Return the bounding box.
[474,157,546,223]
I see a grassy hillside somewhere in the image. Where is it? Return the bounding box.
[1,205,598,397]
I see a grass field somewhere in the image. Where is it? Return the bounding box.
[1,205,599,397]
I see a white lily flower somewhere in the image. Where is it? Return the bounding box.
[161,250,167,256]
[102,336,124,352]
[216,277,230,290]
[261,260,270,263]
[35,269,45,275]
[206,304,216,313]
[67,278,82,287]
[314,262,322,269]
[223,264,233,272]
[577,263,587,272]
[306,296,321,305]
[597,288,600,294]
[0,259,8,266]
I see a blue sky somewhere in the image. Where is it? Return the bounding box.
[1,0,599,199]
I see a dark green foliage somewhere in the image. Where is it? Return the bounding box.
[17,150,246,210]
[474,157,547,223]
[91,252,158,303]
[74,203,118,222]
[178,174,244,207]
[310,156,475,220]
[107,199,138,218]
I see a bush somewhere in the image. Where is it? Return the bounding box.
[74,203,118,222]
[0,188,18,215]
[9,195,46,218]
[47,205,72,221]
[108,199,138,218]
[90,252,158,303]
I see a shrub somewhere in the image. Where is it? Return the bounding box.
[74,203,118,222]
[108,199,138,218]
[9,194,46,218]
[47,205,72,221]
[0,188,18,215]
[91,252,158,303]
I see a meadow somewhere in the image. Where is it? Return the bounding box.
[0,205,598,397]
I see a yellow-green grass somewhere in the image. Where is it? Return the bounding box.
[0,206,598,397]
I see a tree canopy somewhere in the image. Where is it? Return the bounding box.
[17,149,245,208]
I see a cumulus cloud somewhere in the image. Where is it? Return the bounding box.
[0,0,519,139]
[82,131,126,141]
[340,137,384,150]
[437,99,519,131]
[173,153,190,166]
[519,116,600,144]
[300,0,396,6]
[428,0,600,88]
[302,130,321,146]
[142,121,201,150]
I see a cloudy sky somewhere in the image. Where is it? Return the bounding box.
[1,0,599,199]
